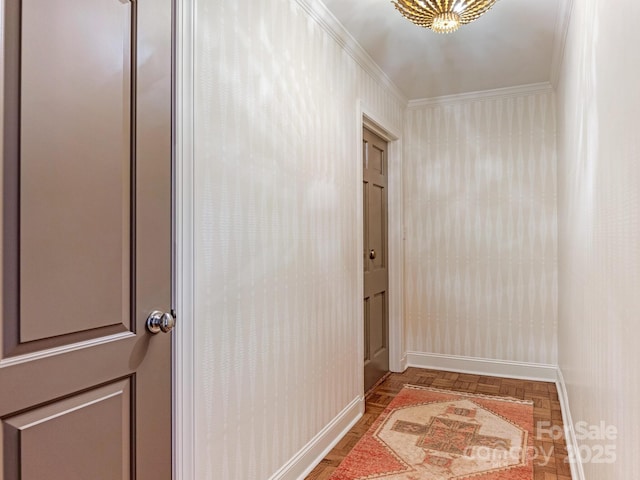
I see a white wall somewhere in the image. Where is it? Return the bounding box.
[404,89,558,366]
[191,0,404,478]
[557,0,640,478]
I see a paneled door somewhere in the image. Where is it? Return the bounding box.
[0,0,173,479]
[363,128,389,393]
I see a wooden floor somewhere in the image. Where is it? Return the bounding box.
[306,368,571,480]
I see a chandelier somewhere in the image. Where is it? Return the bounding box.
[392,0,499,34]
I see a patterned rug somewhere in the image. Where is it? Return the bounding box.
[330,385,534,480]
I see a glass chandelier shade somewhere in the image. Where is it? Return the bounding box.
[392,0,499,34]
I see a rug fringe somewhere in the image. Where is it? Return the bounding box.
[402,384,535,405]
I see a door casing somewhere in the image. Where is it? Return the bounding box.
[363,127,390,391]
[172,0,196,477]
[359,104,405,390]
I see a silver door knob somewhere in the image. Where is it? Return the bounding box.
[369,249,377,260]
[146,310,176,334]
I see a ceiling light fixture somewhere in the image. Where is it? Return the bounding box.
[392,0,499,34]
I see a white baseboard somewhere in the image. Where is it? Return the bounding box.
[556,368,585,480]
[268,396,365,480]
[406,351,559,382]
[399,354,408,372]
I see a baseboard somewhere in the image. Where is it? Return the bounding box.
[400,354,408,372]
[556,368,586,480]
[406,351,559,382]
[268,395,365,480]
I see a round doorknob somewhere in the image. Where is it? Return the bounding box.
[369,249,377,260]
[146,310,176,334]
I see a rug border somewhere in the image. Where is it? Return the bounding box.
[402,384,535,406]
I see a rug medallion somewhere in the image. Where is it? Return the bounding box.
[329,385,534,480]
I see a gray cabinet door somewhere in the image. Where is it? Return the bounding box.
[363,128,389,393]
[0,0,173,478]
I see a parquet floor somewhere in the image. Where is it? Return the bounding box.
[306,367,571,480]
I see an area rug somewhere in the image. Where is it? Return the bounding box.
[330,385,534,480]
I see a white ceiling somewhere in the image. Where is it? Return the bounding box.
[321,0,564,100]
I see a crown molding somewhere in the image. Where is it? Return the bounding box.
[294,0,408,107]
[550,0,574,88]
[407,82,554,109]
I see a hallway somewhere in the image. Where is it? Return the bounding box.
[178,0,640,478]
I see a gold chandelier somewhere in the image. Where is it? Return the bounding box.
[392,0,499,34]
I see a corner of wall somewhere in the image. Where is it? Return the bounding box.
[555,368,586,480]
[549,0,575,88]
[268,396,365,480]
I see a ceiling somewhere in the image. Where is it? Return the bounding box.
[321,0,565,100]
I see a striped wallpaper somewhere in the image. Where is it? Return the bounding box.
[191,0,561,477]
[404,92,558,365]
[193,0,403,477]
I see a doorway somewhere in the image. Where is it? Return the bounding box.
[363,127,390,392]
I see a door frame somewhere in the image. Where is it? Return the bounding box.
[173,0,195,477]
[357,101,405,387]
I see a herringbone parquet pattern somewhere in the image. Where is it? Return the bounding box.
[306,368,571,480]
